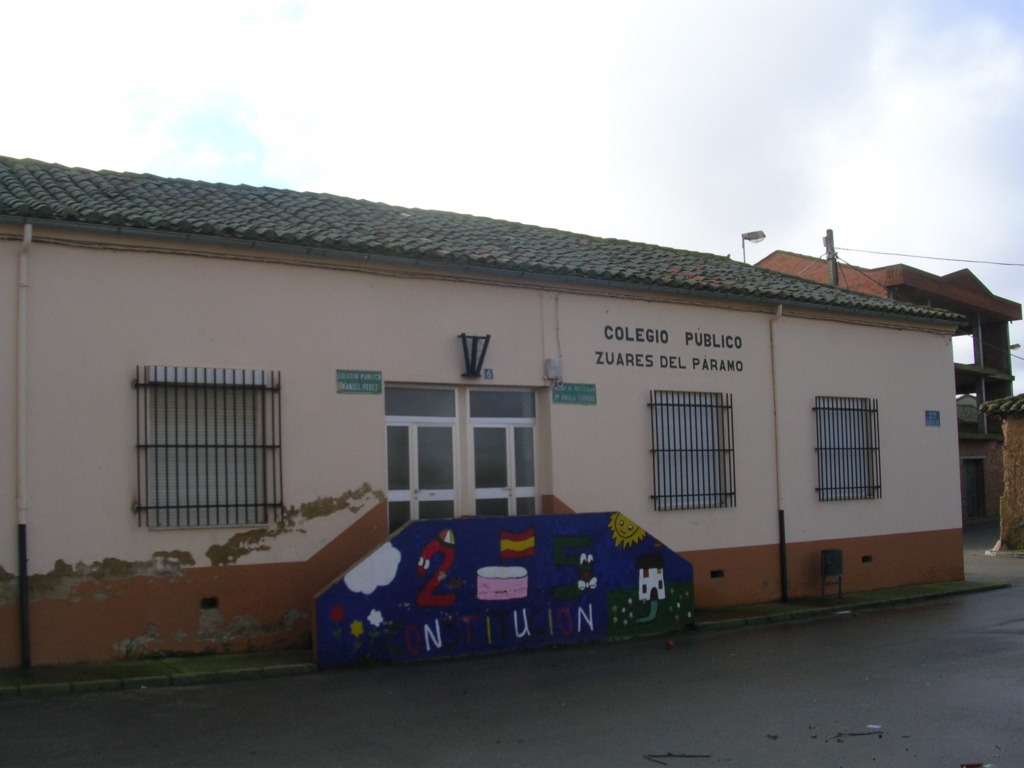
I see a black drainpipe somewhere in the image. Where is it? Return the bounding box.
[778,509,789,603]
[18,523,30,668]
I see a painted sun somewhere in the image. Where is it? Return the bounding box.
[608,512,647,549]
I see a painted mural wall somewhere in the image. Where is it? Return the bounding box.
[314,512,695,667]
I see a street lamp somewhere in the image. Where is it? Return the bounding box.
[741,230,766,264]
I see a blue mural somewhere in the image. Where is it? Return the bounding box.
[314,512,694,667]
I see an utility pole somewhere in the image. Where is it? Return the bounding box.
[823,229,839,286]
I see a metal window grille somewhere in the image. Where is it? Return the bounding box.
[135,366,283,528]
[814,396,881,501]
[649,390,735,510]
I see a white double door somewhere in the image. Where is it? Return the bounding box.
[385,388,536,532]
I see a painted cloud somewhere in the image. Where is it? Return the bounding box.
[344,542,402,595]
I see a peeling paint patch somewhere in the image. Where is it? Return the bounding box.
[197,607,310,651]
[205,483,384,566]
[0,551,196,605]
[51,582,309,660]
[198,606,226,638]
[113,623,161,659]
[153,551,196,572]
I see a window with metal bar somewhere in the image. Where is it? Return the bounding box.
[814,396,881,501]
[649,390,735,510]
[135,366,283,528]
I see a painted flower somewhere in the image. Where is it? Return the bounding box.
[330,605,345,624]
[350,620,365,638]
[367,609,384,628]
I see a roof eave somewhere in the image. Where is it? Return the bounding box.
[1,214,962,330]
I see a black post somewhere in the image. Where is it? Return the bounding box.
[18,522,30,669]
[778,509,789,603]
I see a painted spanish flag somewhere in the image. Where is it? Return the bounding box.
[500,528,536,559]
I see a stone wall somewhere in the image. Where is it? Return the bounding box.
[1001,418,1024,549]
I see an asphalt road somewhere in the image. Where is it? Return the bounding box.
[2,519,1020,768]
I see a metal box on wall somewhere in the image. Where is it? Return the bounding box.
[821,548,843,597]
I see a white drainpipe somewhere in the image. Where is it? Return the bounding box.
[769,304,788,602]
[16,223,31,668]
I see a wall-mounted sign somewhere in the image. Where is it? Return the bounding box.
[553,382,597,405]
[336,369,382,394]
[593,323,746,374]
[925,410,941,427]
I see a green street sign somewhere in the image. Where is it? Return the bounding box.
[553,382,597,405]
[336,369,382,394]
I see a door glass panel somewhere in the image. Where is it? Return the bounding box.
[388,501,410,532]
[419,500,455,520]
[418,427,453,489]
[514,427,534,486]
[516,497,536,516]
[386,388,455,417]
[470,390,535,419]
[387,426,409,490]
[474,427,507,488]
[477,498,509,517]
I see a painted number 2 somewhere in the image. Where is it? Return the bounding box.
[416,528,457,607]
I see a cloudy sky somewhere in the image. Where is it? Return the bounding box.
[7,1,1024,368]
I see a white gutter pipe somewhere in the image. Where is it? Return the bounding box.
[16,223,31,668]
[769,304,788,602]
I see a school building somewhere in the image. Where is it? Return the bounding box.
[0,156,964,666]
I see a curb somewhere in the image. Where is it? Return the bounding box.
[1,661,316,697]
[692,581,1009,632]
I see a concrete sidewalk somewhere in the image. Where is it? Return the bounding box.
[0,576,1008,697]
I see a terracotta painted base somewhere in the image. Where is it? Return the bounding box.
[0,504,388,668]
[684,527,965,608]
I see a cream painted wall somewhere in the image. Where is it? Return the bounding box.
[770,313,960,541]
[542,296,959,550]
[6,242,557,571]
[542,292,780,551]
[0,236,961,578]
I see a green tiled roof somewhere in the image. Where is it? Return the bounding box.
[980,394,1024,415]
[0,156,959,323]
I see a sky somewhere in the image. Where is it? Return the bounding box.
[6,0,1024,373]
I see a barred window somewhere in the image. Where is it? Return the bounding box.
[814,396,881,501]
[135,366,283,528]
[649,390,735,510]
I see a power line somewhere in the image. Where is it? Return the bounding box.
[840,247,1024,268]
[816,235,1023,368]
[831,252,892,294]
[979,337,1024,364]
[825,251,1024,362]
[803,249,899,295]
